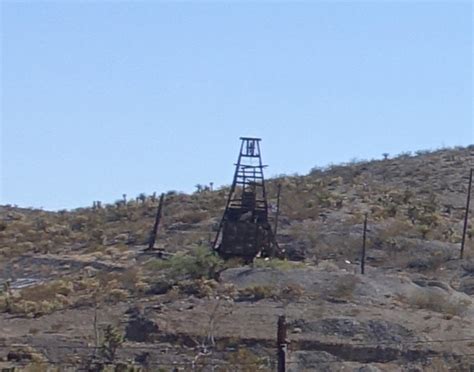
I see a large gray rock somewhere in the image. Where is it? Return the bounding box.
[288,318,413,343]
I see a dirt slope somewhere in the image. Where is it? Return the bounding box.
[0,145,473,371]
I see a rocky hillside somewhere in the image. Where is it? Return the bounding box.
[0,145,473,371]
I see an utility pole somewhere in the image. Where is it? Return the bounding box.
[277,315,287,372]
[460,169,473,259]
[274,183,282,236]
[147,193,165,251]
[361,213,368,275]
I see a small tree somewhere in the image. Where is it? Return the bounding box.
[101,324,123,362]
[137,193,147,204]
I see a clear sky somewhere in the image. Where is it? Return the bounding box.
[1,1,472,210]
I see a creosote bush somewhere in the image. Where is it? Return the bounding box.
[147,246,224,280]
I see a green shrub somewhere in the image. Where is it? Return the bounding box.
[147,246,224,280]
[100,324,123,362]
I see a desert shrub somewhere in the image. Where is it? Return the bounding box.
[107,289,129,303]
[16,242,35,254]
[176,210,210,224]
[375,220,417,241]
[217,283,238,300]
[317,260,340,272]
[328,275,360,300]
[177,279,217,298]
[417,225,431,239]
[238,285,275,301]
[279,283,305,300]
[147,246,224,280]
[0,295,9,312]
[146,279,173,295]
[225,348,271,372]
[405,250,452,271]
[117,268,147,294]
[83,244,108,255]
[20,280,73,302]
[74,277,100,292]
[0,247,12,257]
[7,299,63,317]
[70,215,89,231]
[315,233,361,261]
[2,278,109,316]
[6,345,46,364]
[403,291,471,316]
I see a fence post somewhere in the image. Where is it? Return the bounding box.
[277,315,287,372]
[147,193,165,251]
[361,213,368,275]
[460,169,473,259]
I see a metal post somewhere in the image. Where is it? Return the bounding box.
[277,315,287,372]
[274,183,282,236]
[460,169,473,259]
[147,193,165,251]
[361,213,368,275]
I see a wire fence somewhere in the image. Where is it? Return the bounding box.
[3,335,474,352]
[3,353,474,370]
[2,336,474,371]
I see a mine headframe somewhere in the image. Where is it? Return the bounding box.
[213,137,280,262]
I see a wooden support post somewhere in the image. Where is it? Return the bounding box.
[274,183,282,236]
[361,213,368,275]
[460,169,473,259]
[93,301,99,355]
[147,193,165,251]
[277,315,287,372]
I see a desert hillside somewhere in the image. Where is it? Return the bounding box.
[0,145,473,371]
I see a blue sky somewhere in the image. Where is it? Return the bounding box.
[1,1,472,210]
